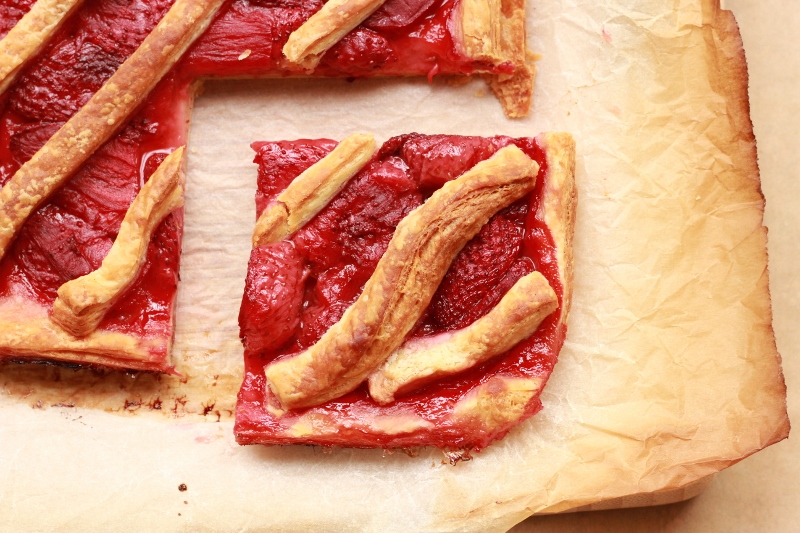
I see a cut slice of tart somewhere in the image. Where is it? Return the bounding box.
[0,0,534,372]
[236,132,576,450]
[181,0,534,116]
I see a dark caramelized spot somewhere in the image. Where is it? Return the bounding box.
[8,122,63,166]
[123,399,142,411]
[10,40,118,121]
[8,0,172,122]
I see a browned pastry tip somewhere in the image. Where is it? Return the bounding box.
[488,61,536,118]
[455,0,533,118]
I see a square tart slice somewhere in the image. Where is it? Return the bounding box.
[236,132,577,451]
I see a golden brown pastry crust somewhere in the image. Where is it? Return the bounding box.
[368,271,558,404]
[264,145,540,411]
[282,0,388,70]
[0,0,223,372]
[537,132,577,322]
[0,0,85,96]
[0,0,225,261]
[1,1,791,528]
[51,148,186,338]
[0,297,168,372]
[487,60,535,119]
[450,375,544,430]
[252,133,376,246]
[454,0,533,117]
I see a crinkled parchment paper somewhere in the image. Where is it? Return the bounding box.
[0,0,788,531]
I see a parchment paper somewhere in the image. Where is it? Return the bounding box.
[0,0,788,531]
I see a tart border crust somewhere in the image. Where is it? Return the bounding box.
[0,296,169,372]
[0,0,224,373]
[456,0,534,117]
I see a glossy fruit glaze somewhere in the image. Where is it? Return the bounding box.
[0,0,36,39]
[236,135,565,450]
[181,0,510,78]
[0,0,504,369]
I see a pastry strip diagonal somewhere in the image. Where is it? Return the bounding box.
[252,133,377,247]
[236,133,577,449]
[0,0,85,96]
[368,271,558,404]
[0,2,540,373]
[283,0,388,70]
[264,144,540,410]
